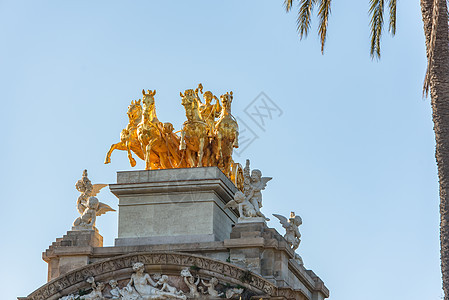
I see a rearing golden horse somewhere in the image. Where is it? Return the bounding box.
[105,99,144,167]
[137,90,181,170]
[214,91,239,178]
[179,89,208,167]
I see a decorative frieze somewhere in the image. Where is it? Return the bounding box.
[26,252,277,300]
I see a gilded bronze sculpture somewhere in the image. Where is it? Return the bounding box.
[105,84,243,189]
[105,99,144,167]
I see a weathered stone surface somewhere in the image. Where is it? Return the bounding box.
[28,168,329,300]
[43,230,103,281]
[26,252,278,300]
[110,167,238,246]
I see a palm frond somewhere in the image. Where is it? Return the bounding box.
[318,0,332,53]
[388,0,396,35]
[297,0,317,39]
[284,0,294,12]
[369,0,384,59]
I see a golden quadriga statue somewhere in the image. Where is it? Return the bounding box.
[105,84,243,189]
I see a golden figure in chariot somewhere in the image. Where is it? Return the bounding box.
[105,84,243,190]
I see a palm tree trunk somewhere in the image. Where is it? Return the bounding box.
[420,0,449,298]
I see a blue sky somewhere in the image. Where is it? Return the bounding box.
[0,1,441,299]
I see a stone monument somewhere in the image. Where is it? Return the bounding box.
[20,85,329,300]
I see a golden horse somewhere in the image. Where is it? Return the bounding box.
[179,89,208,167]
[105,99,144,167]
[214,91,239,178]
[137,90,182,170]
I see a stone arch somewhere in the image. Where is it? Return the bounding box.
[25,252,277,300]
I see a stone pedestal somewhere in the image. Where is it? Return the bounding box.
[224,222,329,300]
[109,167,239,246]
[31,167,329,300]
[43,230,103,281]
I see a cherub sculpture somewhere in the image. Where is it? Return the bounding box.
[157,275,184,296]
[75,170,108,215]
[200,277,223,297]
[243,160,271,221]
[180,268,201,298]
[224,191,257,220]
[224,159,271,222]
[80,277,105,300]
[108,279,122,299]
[73,170,115,231]
[273,212,302,251]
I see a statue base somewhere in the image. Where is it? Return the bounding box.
[109,167,239,246]
[43,229,103,281]
[238,217,267,224]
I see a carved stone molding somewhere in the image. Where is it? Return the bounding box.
[25,252,277,300]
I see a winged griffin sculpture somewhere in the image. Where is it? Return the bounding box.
[72,170,115,231]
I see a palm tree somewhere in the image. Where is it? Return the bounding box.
[284,0,449,299]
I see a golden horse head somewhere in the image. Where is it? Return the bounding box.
[220,91,233,110]
[142,89,156,111]
[180,89,196,106]
[180,89,202,122]
[127,99,142,123]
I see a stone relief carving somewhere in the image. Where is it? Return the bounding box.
[108,280,121,299]
[224,159,271,222]
[273,211,302,251]
[73,170,115,231]
[28,252,276,300]
[180,268,200,298]
[83,277,105,300]
[61,277,105,300]
[57,262,246,300]
[124,262,186,299]
[225,288,244,299]
[199,278,222,297]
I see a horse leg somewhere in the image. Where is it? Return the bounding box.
[149,151,161,169]
[203,143,211,167]
[125,140,137,167]
[233,131,239,148]
[216,131,222,161]
[159,151,170,169]
[197,137,205,167]
[145,140,155,170]
[186,149,195,168]
[224,155,232,177]
[180,130,186,150]
[105,142,125,164]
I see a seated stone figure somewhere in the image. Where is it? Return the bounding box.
[224,191,257,219]
[125,262,186,300]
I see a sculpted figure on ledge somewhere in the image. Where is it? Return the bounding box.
[224,159,271,222]
[273,211,302,251]
[73,170,115,231]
